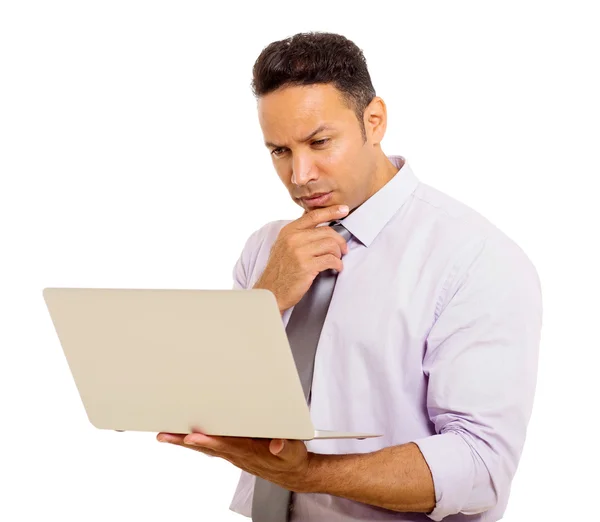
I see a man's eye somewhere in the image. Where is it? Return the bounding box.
[271,148,286,157]
[312,138,329,146]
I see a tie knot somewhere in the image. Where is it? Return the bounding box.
[329,220,352,241]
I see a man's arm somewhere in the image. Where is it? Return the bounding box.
[304,442,435,513]
[302,233,542,520]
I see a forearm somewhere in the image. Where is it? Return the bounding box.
[304,442,435,513]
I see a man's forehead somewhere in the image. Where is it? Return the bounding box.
[258,86,353,145]
[258,84,349,118]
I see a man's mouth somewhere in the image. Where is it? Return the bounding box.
[300,192,333,207]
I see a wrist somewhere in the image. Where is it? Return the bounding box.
[301,452,327,494]
[252,281,286,316]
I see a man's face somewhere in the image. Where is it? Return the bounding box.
[258,83,377,213]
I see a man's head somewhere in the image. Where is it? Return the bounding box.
[252,32,396,213]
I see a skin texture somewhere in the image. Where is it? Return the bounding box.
[157,83,436,514]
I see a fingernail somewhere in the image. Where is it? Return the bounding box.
[339,205,349,213]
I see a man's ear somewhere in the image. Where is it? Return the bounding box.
[364,96,388,146]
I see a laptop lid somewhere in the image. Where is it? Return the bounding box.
[43,288,317,440]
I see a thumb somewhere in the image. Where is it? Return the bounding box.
[269,439,287,456]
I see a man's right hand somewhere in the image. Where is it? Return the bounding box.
[253,205,350,314]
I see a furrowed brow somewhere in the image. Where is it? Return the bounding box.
[265,124,333,149]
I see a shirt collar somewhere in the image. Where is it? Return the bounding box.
[338,156,419,247]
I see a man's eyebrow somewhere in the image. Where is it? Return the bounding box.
[265,124,334,149]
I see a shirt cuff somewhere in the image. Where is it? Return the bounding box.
[412,432,475,521]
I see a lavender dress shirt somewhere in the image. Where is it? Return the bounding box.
[228,156,542,521]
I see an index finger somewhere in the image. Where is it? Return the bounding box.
[296,205,350,229]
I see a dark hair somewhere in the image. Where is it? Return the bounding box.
[251,32,376,141]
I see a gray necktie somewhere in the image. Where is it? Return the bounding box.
[251,221,352,522]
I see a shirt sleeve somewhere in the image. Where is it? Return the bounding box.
[232,249,248,290]
[412,232,543,521]
[231,226,265,290]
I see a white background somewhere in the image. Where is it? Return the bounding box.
[1,1,598,520]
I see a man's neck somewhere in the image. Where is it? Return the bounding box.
[370,153,402,198]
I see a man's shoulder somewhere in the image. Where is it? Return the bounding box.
[403,181,496,255]
[413,182,494,227]
[410,181,539,286]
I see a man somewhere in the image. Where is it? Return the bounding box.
[157,32,542,522]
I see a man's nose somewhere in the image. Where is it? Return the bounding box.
[291,155,318,186]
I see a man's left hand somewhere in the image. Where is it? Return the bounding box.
[156,431,315,493]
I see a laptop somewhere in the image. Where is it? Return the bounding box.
[43,288,380,441]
